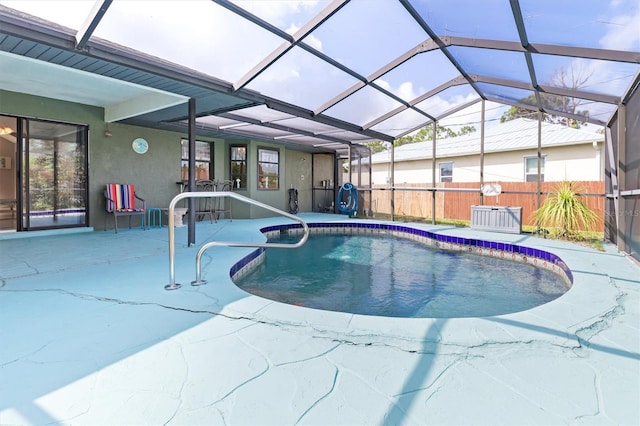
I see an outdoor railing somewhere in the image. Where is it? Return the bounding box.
[164,191,309,290]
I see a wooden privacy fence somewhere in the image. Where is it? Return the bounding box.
[370,181,605,229]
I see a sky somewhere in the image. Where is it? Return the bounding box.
[1,0,637,138]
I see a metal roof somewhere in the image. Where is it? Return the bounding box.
[1,0,638,156]
[368,118,604,163]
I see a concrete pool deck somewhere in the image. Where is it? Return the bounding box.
[1,213,638,425]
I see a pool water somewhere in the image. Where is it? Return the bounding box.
[234,234,570,318]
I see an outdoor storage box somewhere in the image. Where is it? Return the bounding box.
[471,205,522,234]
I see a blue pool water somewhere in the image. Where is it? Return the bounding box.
[234,234,570,318]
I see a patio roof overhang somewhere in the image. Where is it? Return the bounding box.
[1,0,638,156]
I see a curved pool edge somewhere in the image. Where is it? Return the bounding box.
[230,220,573,294]
[195,217,625,350]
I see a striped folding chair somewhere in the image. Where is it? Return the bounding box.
[104,183,146,233]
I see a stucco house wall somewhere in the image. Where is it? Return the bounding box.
[0,90,320,230]
[374,142,604,184]
[369,119,605,185]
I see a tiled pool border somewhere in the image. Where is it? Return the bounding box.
[230,222,574,287]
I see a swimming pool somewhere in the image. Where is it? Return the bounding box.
[231,222,573,318]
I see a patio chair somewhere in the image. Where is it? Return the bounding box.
[104,183,146,233]
[213,179,233,222]
[194,179,216,223]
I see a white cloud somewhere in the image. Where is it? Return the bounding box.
[232,0,323,26]
[397,81,419,102]
[599,2,640,50]
[300,33,323,52]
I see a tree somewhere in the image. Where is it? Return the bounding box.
[364,123,477,152]
[394,124,466,147]
[500,63,592,128]
[457,125,476,136]
[500,99,538,123]
[545,63,593,119]
[362,140,389,154]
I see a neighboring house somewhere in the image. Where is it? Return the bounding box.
[369,118,604,185]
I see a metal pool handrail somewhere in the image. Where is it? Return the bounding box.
[164,191,309,290]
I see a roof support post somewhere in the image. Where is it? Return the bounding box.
[616,105,626,252]
[390,142,395,222]
[431,121,437,225]
[347,145,352,184]
[356,150,362,188]
[368,147,372,217]
[537,111,542,216]
[480,100,485,206]
[53,138,60,220]
[187,97,196,246]
[332,153,339,213]
[604,125,619,245]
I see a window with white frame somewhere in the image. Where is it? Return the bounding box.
[257,147,279,190]
[524,156,545,182]
[439,162,453,182]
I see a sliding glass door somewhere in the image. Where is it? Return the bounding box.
[20,119,88,230]
[0,116,17,231]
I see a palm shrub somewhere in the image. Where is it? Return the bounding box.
[533,181,601,238]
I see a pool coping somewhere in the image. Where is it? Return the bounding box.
[199,218,625,352]
[231,221,574,288]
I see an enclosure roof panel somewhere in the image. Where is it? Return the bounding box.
[0,0,638,152]
[368,118,605,163]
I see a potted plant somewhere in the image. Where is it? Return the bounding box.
[533,181,601,238]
